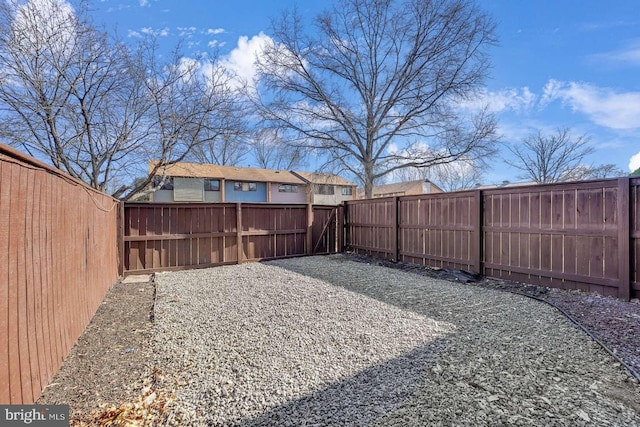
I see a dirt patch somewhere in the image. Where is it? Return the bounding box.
[37,278,156,423]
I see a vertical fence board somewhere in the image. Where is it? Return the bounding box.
[618,178,631,300]
[0,162,11,403]
[1,144,119,404]
[632,179,640,298]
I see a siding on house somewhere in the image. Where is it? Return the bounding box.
[224,181,268,202]
[270,183,309,203]
[153,189,174,202]
[291,171,358,205]
[152,180,222,202]
[148,162,355,204]
[204,190,222,202]
[312,190,353,205]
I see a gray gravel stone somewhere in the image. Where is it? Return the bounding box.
[152,255,640,426]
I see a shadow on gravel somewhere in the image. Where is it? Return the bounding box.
[235,340,446,427]
[266,257,463,321]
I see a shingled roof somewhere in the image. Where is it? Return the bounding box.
[291,171,356,186]
[149,161,305,185]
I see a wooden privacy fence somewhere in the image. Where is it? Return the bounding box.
[0,144,119,404]
[123,203,342,274]
[346,177,640,300]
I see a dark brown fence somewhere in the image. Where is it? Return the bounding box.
[123,203,340,274]
[0,144,119,404]
[632,178,640,298]
[346,178,640,300]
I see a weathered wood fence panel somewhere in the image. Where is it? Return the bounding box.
[632,178,640,298]
[346,178,639,300]
[400,192,478,271]
[124,203,339,274]
[346,198,397,260]
[483,181,623,297]
[0,144,119,404]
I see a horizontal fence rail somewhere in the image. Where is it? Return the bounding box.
[346,177,640,300]
[0,144,119,404]
[123,203,340,274]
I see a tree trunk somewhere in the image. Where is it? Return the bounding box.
[364,163,374,199]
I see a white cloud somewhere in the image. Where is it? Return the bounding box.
[139,0,148,6]
[207,28,225,35]
[208,40,226,48]
[542,80,640,129]
[590,40,640,67]
[540,79,565,106]
[178,26,197,37]
[139,26,170,37]
[630,152,640,172]
[221,32,273,89]
[458,87,536,113]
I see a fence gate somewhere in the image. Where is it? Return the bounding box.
[311,205,343,255]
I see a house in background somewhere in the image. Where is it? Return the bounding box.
[149,162,310,204]
[358,179,443,199]
[291,171,358,205]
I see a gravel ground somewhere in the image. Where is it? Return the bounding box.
[153,255,640,426]
[346,253,640,378]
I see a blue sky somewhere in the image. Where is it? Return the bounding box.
[94,0,640,184]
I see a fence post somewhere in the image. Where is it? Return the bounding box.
[393,196,400,262]
[343,202,350,252]
[118,201,125,276]
[337,204,345,253]
[306,203,313,255]
[618,178,631,301]
[472,190,483,276]
[236,203,243,264]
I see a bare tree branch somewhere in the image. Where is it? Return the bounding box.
[0,0,244,200]
[505,128,595,183]
[253,0,498,197]
[250,127,309,170]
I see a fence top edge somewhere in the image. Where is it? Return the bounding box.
[399,191,476,201]
[482,178,625,194]
[124,201,328,209]
[0,142,118,202]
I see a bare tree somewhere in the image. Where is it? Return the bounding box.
[189,134,248,167]
[505,128,595,184]
[121,40,242,200]
[390,158,484,191]
[0,0,241,199]
[187,95,251,166]
[251,128,308,170]
[580,164,625,180]
[254,0,498,198]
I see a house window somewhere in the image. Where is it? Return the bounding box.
[278,184,299,193]
[234,182,257,191]
[204,179,220,191]
[152,176,174,190]
[341,186,353,195]
[315,184,334,195]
